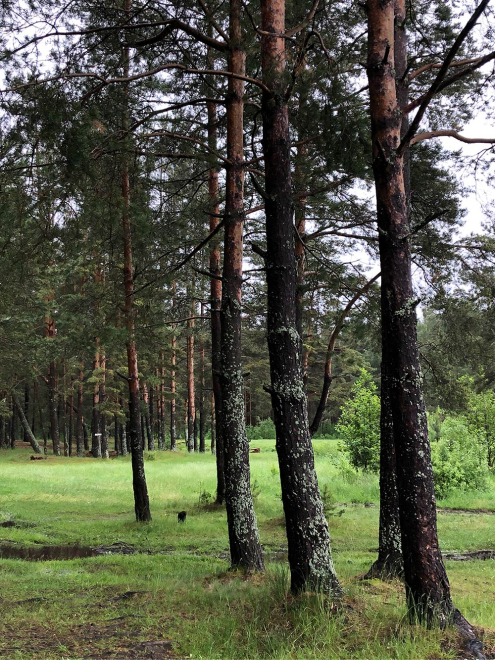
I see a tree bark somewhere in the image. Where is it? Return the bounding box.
[211,390,216,454]
[170,325,177,451]
[100,355,108,459]
[199,304,206,453]
[220,0,264,571]
[23,384,30,445]
[260,0,341,596]
[187,295,196,452]
[76,364,84,457]
[366,0,452,624]
[121,0,151,522]
[119,397,128,456]
[68,377,74,457]
[366,0,406,581]
[12,394,42,454]
[47,362,59,455]
[91,344,102,458]
[158,358,166,450]
[142,382,154,451]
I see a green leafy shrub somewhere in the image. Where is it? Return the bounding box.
[197,485,213,507]
[247,417,276,440]
[335,369,380,472]
[250,479,261,500]
[430,415,488,498]
[466,389,495,468]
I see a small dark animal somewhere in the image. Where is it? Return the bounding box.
[178,511,187,523]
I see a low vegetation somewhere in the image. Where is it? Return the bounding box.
[1,441,494,660]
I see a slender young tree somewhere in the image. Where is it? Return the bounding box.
[12,393,42,454]
[220,0,264,571]
[206,62,225,499]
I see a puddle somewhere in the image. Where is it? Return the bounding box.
[0,541,137,561]
[0,520,36,528]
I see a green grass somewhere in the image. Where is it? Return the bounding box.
[0,440,494,659]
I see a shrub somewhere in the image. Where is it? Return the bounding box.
[246,417,276,440]
[430,415,488,498]
[335,369,380,472]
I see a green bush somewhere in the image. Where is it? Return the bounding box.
[335,369,380,472]
[430,414,489,498]
[247,417,276,440]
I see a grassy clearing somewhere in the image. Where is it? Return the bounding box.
[0,440,494,660]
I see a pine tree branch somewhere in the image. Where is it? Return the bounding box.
[285,0,321,37]
[133,19,228,51]
[398,0,491,154]
[408,54,493,81]
[4,64,270,95]
[410,130,495,146]
[405,50,495,113]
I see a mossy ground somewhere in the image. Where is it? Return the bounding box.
[0,439,494,659]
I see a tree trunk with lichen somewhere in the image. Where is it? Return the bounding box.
[260,0,341,596]
[367,0,452,624]
[366,0,406,581]
[220,0,264,571]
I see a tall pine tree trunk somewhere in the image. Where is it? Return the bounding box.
[23,384,30,445]
[366,0,406,581]
[68,377,74,457]
[121,0,151,521]
[366,0,451,624]
[158,360,166,450]
[220,0,264,571]
[76,364,84,457]
[199,304,206,453]
[260,0,341,596]
[100,355,108,459]
[91,343,102,458]
[170,325,177,451]
[45,303,60,456]
[187,295,196,452]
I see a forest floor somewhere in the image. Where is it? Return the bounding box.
[0,440,494,660]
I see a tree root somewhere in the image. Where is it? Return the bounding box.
[361,556,404,581]
[453,609,486,660]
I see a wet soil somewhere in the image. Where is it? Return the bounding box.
[444,550,495,561]
[438,507,495,515]
[0,541,137,560]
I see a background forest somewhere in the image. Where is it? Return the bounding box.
[0,0,495,659]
